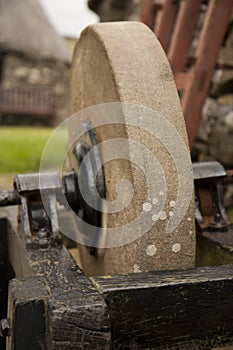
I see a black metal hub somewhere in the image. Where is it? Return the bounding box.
[64,123,106,255]
[0,123,106,254]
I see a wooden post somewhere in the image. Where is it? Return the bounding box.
[141,0,156,30]
[168,0,202,73]
[182,0,233,149]
[155,0,179,52]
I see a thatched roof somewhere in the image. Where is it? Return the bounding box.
[0,0,71,62]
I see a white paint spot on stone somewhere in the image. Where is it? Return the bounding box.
[160,211,167,220]
[153,197,158,205]
[143,202,152,212]
[159,190,164,196]
[170,200,176,207]
[133,264,141,273]
[172,243,181,253]
[152,213,159,222]
[169,211,174,217]
[187,217,192,222]
[146,245,157,256]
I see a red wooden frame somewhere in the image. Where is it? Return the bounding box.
[141,0,233,149]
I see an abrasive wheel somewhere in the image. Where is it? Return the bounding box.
[68,22,195,276]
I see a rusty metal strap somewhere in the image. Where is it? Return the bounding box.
[0,190,20,207]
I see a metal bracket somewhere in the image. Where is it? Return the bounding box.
[68,123,106,256]
[193,161,230,233]
[14,173,63,249]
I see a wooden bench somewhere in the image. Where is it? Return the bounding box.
[0,84,57,126]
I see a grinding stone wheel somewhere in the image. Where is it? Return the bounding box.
[69,22,195,276]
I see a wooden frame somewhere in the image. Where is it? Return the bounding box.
[141,0,233,149]
[2,216,233,349]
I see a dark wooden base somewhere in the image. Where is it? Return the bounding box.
[3,216,233,349]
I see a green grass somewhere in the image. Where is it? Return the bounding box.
[0,127,68,174]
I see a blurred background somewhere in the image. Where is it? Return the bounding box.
[0,0,98,187]
[0,3,232,348]
[0,0,232,197]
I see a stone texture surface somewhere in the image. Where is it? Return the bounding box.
[69,22,195,276]
[2,54,69,123]
[195,97,233,167]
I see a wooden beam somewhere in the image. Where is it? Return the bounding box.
[168,0,202,73]
[174,71,190,91]
[182,0,233,149]
[155,0,179,52]
[94,265,233,349]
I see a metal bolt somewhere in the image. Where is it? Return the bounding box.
[208,213,228,233]
[215,213,221,223]
[0,319,10,337]
[38,228,49,250]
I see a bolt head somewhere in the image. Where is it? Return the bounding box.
[0,319,10,337]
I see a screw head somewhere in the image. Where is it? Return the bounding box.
[0,319,10,337]
[38,229,49,250]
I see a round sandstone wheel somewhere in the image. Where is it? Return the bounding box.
[69,22,195,276]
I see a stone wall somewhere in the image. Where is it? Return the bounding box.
[2,54,70,124]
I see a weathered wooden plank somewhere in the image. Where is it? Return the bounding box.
[94,265,233,349]
[0,217,15,350]
[7,277,48,350]
[5,217,111,349]
[5,215,233,349]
